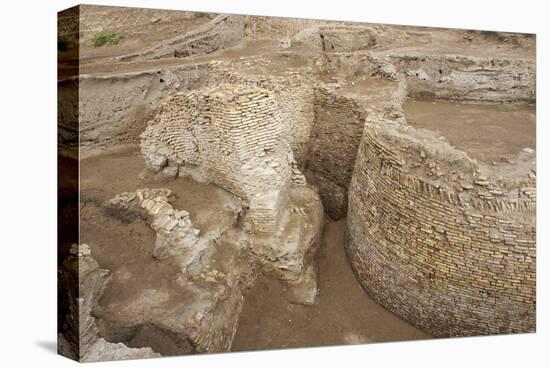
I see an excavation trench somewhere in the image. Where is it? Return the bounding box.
[80,146,431,355]
[78,94,536,354]
[77,88,536,354]
[61,8,536,359]
[235,99,535,349]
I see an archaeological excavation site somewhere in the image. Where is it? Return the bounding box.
[57,5,536,362]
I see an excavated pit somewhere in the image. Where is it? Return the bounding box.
[79,147,430,356]
[58,5,536,361]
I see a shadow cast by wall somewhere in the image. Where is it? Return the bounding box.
[36,340,57,355]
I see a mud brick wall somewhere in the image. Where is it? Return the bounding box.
[306,85,367,219]
[117,14,245,61]
[346,130,536,337]
[319,27,377,52]
[226,71,316,165]
[318,52,536,103]
[204,86,291,233]
[141,84,300,233]
[243,16,330,40]
[388,55,536,102]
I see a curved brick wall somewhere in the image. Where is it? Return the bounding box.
[346,127,536,336]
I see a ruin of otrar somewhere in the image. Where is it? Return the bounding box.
[58,5,536,362]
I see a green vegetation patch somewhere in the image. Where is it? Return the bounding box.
[496,104,518,112]
[91,32,121,47]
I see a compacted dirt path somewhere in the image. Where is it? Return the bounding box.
[232,220,431,351]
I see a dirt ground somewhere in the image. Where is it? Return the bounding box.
[80,147,243,355]
[79,147,430,354]
[58,5,534,78]
[232,220,430,351]
[404,100,536,164]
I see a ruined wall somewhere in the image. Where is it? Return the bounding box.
[226,71,316,165]
[319,26,377,52]
[389,55,536,102]
[306,85,366,219]
[118,14,245,61]
[306,78,407,220]
[319,52,536,102]
[346,125,536,336]
[77,62,220,147]
[141,84,306,233]
[107,189,201,261]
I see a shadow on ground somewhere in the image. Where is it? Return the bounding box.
[36,340,57,355]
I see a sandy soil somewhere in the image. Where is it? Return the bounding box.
[76,5,213,60]
[77,39,314,77]
[79,147,430,353]
[370,26,535,60]
[80,146,236,233]
[404,100,536,164]
[232,220,430,351]
[80,147,242,355]
[58,6,534,79]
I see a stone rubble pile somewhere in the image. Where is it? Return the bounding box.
[107,189,201,261]
[105,178,323,307]
[95,181,323,355]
